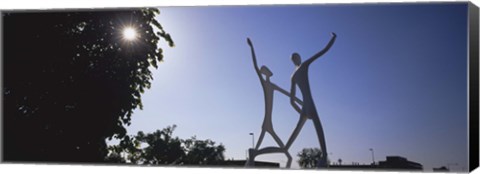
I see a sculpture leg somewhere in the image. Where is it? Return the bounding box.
[285,115,308,149]
[246,130,267,167]
[311,115,328,168]
[255,130,266,150]
[285,150,292,168]
[245,148,258,167]
[269,130,292,168]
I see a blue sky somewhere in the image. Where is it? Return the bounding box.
[122,3,469,171]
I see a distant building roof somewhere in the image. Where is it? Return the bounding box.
[330,156,423,171]
[378,156,423,170]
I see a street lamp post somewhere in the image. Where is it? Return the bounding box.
[249,133,255,149]
[369,148,375,165]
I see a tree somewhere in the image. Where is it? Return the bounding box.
[183,136,225,165]
[106,125,186,165]
[3,9,174,162]
[297,148,322,168]
[105,125,226,166]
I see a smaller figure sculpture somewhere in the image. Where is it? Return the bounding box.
[245,38,303,168]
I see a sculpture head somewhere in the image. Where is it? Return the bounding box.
[260,65,273,77]
[291,53,301,66]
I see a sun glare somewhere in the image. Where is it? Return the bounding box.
[123,27,137,41]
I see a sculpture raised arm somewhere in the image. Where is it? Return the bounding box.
[247,38,262,78]
[303,32,337,66]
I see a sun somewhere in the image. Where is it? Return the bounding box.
[123,27,137,41]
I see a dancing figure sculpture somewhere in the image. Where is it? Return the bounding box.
[245,38,303,168]
[285,32,337,168]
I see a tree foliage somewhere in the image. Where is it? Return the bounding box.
[297,148,322,168]
[3,9,173,162]
[105,125,226,166]
[182,136,226,165]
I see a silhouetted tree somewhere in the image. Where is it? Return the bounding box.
[106,125,185,165]
[105,125,226,166]
[297,148,322,168]
[3,9,174,162]
[104,151,127,163]
[182,136,225,165]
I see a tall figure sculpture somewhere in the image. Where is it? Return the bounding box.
[285,32,337,168]
[245,38,302,168]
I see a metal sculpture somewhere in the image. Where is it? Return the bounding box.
[245,38,300,168]
[285,32,336,168]
[245,33,337,168]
